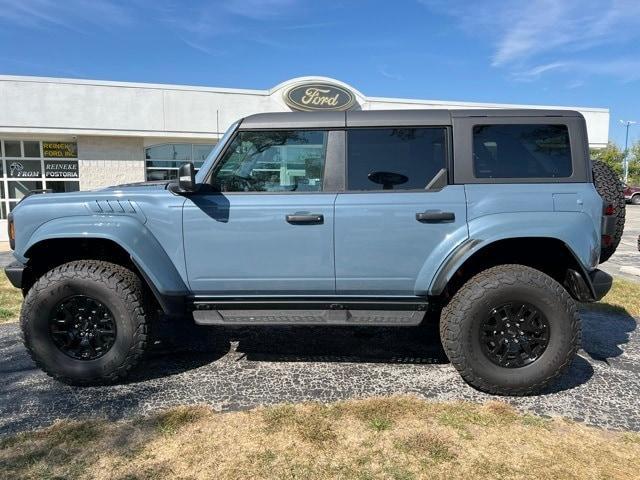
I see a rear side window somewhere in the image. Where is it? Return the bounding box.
[347,128,447,191]
[473,124,572,178]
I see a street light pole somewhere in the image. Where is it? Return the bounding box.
[620,119,637,183]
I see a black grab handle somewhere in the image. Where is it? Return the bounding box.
[416,210,455,223]
[286,213,324,225]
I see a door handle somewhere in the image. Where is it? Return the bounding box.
[286,213,324,225]
[416,210,455,223]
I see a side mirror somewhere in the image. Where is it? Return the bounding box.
[178,162,196,192]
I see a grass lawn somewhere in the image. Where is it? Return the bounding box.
[589,276,640,317]
[0,273,22,322]
[0,275,639,478]
[1,397,639,480]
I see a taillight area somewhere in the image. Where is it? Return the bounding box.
[7,213,15,250]
[601,203,616,250]
[604,203,615,216]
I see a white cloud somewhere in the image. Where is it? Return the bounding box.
[0,0,134,32]
[420,0,640,81]
[179,37,223,56]
[377,64,403,81]
[224,0,298,20]
[512,59,640,83]
[155,0,304,50]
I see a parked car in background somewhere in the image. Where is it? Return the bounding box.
[624,184,640,204]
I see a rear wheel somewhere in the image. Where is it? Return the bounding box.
[21,260,149,385]
[592,160,625,262]
[631,194,640,205]
[440,264,581,395]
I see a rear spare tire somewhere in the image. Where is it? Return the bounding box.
[21,260,149,385]
[440,264,581,396]
[592,160,625,263]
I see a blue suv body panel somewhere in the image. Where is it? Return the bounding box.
[183,192,337,295]
[12,187,189,298]
[5,109,612,319]
[335,186,468,296]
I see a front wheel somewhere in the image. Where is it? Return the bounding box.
[440,264,581,395]
[631,194,640,205]
[21,260,149,385]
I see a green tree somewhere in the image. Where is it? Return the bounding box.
[590,142,624,176]
[626,140,640,185]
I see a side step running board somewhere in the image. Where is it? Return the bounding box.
[190,297,429,326]
[193,309,426,326]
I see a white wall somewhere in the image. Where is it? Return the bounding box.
[77,136,145,190]
[0,75,609,147]
[365,96,609,148]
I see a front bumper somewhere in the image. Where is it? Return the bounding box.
[4,261,27,289]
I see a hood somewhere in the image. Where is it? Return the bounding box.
[99,180,171,191]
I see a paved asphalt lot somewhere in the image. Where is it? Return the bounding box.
[0,208,639,437]
[600,205,640,282]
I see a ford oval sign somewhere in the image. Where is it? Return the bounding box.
[284,83,356,111]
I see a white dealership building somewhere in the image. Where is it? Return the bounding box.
[0,74,610,240]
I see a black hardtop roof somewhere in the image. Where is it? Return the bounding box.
[239,109,583,129]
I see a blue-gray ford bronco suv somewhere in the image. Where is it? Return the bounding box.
[4,109,625,395]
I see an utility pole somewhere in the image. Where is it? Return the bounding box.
[620,120,637,183]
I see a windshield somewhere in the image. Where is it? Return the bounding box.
[195,120,240,184]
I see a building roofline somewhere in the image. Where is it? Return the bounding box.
[367,95,609,113]
[0,74,267,96]
[0,74,609,113]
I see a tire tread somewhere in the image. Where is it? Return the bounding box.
[592,160,625,263]
[20,260,148,386]
[440,264,581,396]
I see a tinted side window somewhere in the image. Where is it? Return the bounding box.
[473,124,572,178]
[211,130,327,192]
[347,128,447,191]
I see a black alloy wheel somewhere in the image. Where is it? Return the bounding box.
[49,295,117,361]
[480,303,549,368]
[440,264,581,395]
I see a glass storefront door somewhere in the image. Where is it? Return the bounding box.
[1,140,80,219]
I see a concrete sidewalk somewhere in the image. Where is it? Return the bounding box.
[600,205,640,283]
[0,242,12,267]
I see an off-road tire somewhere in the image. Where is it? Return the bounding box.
[440,264,581,396]
[592,160,625,263]
[21,260,149,385]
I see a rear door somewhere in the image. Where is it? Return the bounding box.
[334,124,468,296]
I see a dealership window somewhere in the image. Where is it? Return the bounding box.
[472,124,572,178]
[145,143,216,181]
[0,140,79,219]
[346,128,447,191]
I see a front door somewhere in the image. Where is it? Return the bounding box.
[334,126,468,296]
[183,129,336,295]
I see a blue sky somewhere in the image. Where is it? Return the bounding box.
[0,0,639,146]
